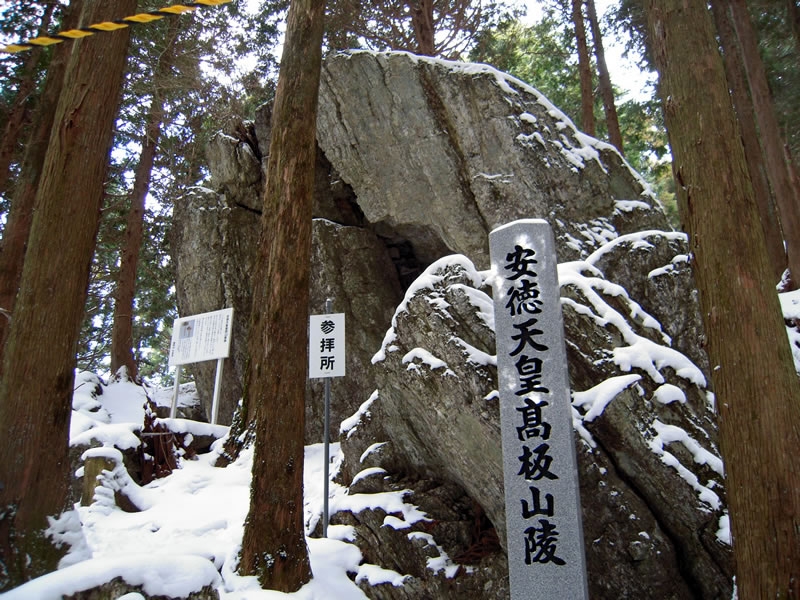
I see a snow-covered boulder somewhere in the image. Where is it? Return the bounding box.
[333,242,732,599]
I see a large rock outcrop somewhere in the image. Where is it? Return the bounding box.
[334,236,731,599]
[316,51,666,267]
[170,51,733,597]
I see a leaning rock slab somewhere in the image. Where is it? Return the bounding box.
[317,51,669,267]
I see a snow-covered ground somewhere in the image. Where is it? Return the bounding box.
[1,375,439,599]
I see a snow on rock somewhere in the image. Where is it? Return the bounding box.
[779,288,800,374]
[571,374,642,421]
[2,554,220,600]
[402,347,454,376]
[340,390,379,439]
[340,241,733,598]
[648,420,723,510]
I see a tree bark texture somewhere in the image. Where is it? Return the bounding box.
[571,0,596,136]
[110,19,180,379]
[0,0,136,590]
[586,0,624,154]
[0,2,56,198]
[728,0,800,289]
[645,1,800,598]
[237,0,325,591]
[409,0,436,55]
[710,0,787,284]
[0,0,79,371]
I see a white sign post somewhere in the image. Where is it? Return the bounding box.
[309,300,345,537]
[168,307,233,425]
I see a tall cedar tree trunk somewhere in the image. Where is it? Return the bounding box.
[0,0,136,590]
[110,19,180,379]
[585,0,624,154]
[710,0,787,283]
[0,2,56,197]
[644,1,800,597]
[728,0,800,289]
[237,0,325,591]
[572,0,596,136]
[409,0,436,55]
[0,0,80,373]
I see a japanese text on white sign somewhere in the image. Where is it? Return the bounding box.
[309,313,345,378]
[168,308,233,367]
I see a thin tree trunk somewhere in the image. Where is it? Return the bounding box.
[409,0,436,55]
[0,2,56,197]
[789,0,800,53]
[645,1,800,598]
[110,19,180,379]
[729,0,800,289]
[572,0,596,136]
[711,0,787,284]
[0,0,137,590]
[109,116,161,380]
[0,0,80,371]
[237,0,325,591]
[586,0,624,154]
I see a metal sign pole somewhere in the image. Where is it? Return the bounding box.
[169,364,182,419]
[211,357,224,425]
[322,297,332,538]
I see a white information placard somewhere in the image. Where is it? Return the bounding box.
[168,308,234,367]
[309,313,345,378]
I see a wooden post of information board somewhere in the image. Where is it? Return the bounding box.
[489,219,588,599]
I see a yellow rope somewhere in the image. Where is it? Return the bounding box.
[2,0,231,54]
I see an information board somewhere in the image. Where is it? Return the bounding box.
[168,308,233,367]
